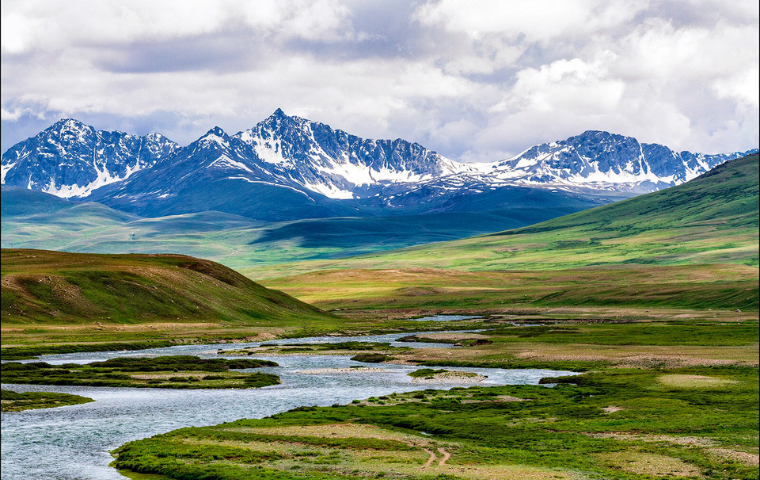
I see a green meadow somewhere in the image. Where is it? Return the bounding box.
[1,187,601,271]
[113,364,758,480]
[110,302,758,479]
[247,153,758,279]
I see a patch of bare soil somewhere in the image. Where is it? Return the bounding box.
[421,448,436,468]
[585,432,716,447]
[462,395,526,404]
[708,448,759,467]
[596,452,702,478]
[601,406,624,414]
[658,374,739,388]
[414,333,490,341]
[437,447,451,466]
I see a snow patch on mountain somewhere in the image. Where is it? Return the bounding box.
[209,155,253,173]
[1,119,179,198]
[3,112,757,205]
[1,162,17,183]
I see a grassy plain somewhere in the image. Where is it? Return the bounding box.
[1,356,280,389]
[113,364,758,480]
[110,295,758,479]
[1,388,94,412]
[259,264,758,313]
[110,311,758,479]
[247,154,758,280]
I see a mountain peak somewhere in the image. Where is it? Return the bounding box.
[260,108,305,128]
[50,118,92,134]
[53,118,86,127]
[204,126,228,137]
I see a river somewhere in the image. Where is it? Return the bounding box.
[1,324,575,480]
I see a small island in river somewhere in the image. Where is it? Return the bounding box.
[1,389,94,412]
[1,355,280,389]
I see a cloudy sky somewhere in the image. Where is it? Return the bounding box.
[1,0,758,161]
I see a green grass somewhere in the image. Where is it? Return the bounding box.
[1,186,602,271]
[1,388,94,412]
[1,355,280,389]
[111,364,759,480]
[0,249,360,352]
[109,315,759,479]
[260,264,759,313]
[407,368,448,378]
[225,342,412,358]
[247,153,759,279]
[1,249,330,325]
[481,322,760,346]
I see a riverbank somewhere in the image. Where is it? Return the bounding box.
[112,365,759,480]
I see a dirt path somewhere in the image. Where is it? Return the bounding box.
[421,448,437,468]
[437,447,451,466]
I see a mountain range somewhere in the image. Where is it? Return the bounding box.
[3,110,755,222]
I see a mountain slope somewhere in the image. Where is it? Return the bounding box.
[479,130,752,192]
[3,112,755,222]
[249,153,759,278]
[0,249,331,325]
[1,185,600,269]
[86,125,361,221]
[2,119,178,198]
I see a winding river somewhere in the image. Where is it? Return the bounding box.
[1,324,574,480]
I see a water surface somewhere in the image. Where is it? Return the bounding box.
[2,332,574,480]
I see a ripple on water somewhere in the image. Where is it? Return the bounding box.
[1,335,575,480]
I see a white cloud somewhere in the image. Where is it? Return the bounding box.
[1,0,230,53]
[240,0,355,42]
[1,0,758,159]
[712,66,760,108]
[494,54,625,115]
[414,0,650,43]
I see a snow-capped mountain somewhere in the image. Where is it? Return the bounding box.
[2,111,756,216]
[466,130,752,193]
[1,119,178,198]
[234,108,461,199]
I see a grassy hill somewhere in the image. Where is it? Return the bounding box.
[256,155,759,312]
[250,153,759,278]
[1,249,343,350]
[1,186,605,270]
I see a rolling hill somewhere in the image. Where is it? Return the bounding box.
[0,249,332,327]
[255,154,758,312]
[1,185,603,269]
[252,153,759,277]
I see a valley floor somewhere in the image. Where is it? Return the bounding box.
[110,313,758,480]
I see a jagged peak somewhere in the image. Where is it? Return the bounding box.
[192,127,230,150]
[258,108,309,129]
[145,132,170,141]
[48,118,92,134]
[570,130,624,141]
[203,126,228,138]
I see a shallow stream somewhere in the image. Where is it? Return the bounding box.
[1,321,574,480]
